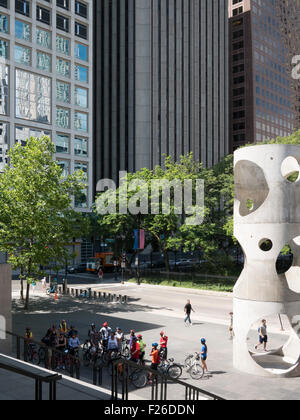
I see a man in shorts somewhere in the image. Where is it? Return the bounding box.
[255,320,268,352]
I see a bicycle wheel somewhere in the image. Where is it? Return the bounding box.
[123,346,130,359]
[31,352,40,365]
[38,348,46,364]
[83,352,91,368]
[131,370,147,389]
[190,363,204,380]
[167,364,182,380]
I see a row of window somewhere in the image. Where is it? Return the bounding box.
[0,65,89,131]
[6,0,89,20]
[0,33,89,63]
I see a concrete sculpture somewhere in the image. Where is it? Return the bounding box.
[233,144,300,377]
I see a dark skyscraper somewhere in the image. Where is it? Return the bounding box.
[94,0,229,185]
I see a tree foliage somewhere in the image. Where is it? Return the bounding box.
[0,136,88,308]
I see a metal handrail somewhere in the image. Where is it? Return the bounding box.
[3,330,81,379]
[0,354,62,400]
[111,358,226,401]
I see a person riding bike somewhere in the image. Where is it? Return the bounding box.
[115,327,124,353]
[148,343,161,384]
[88,323,100,348]
[68,333,81,357]
[130,336,140,363]
[137,334,146,366]
[107,332,119,361]
[159,331,168,362]
[100,322,112,351]
[56,332,67,370]
[59,320,68,336]
[25,327,34,344]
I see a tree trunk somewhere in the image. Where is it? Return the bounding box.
[20,267,24,301]
[164,249,170,273]
[25,281,30,310]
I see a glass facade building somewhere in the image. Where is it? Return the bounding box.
[229,0,296,151]
[0,0,93,210]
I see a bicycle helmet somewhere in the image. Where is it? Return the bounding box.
[103,322,108,327]
[201,338,206,344]
[152,343,159,348]
[137,334,142,339]
[160,331,165,336]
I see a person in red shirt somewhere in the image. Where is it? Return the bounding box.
[159,331,168,362]
[130,336,140,363]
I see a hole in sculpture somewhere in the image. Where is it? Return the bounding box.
[248,314,300,375]
[259,239,273,252]
[276,244,293,275]
[281,156,300,183]
[246,199,254,211]
[235,160,270,217]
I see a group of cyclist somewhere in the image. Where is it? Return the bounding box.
[25,321,209,376]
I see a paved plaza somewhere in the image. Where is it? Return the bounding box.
[6,280,300,400]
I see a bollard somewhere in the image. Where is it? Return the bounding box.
[103,292,106,301]
[119,295,122,304]
[75,289,79,297]
[113,294,117,302]
[94,291,97,299]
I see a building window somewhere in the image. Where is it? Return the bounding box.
[15,20,31,41]
[15,0,30,17]
[75,188,88,208]
[55,133,69,154]
[56,107,70,128]
[15,44,31,66]
[0,14,8,34]
[0,38,8,58]
[36,29,51,49]
[75,87,87,108]
[15,125,51,146]
[0,0,8,9]
[57,159,69,177]
[36,6,50,25]
[74,111,87,132]
[56,81,70,103]
[56,35,70,55]
[74,136,87,156]
[75,22,87,39]
[75,43,88,61]
[0,121,8,171]
[75,64,88,83]
[16,69,51,124]
[56,14,69,32]
[74,161,87,180]
[75,1,87,18]
[56,58,70,78]
[36,51,51,72]
[57,0,69,10]
[0,64,8,115]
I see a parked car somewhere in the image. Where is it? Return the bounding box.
[67,263,87,274]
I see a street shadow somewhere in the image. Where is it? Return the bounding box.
[12,295,167,341]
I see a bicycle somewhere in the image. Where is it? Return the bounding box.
[121,337,130,359]
[83,343,103,368]
[158,358,183,379]
[116,361,148,389]
[26,343,40,365]
[185,352,205,380]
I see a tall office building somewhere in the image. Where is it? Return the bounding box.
[0,0,93,210]
[275,0,300,129]
[229,0,296,152]
[94,0,229,184]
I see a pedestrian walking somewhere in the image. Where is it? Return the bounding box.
[41,277,47,291]
[98,268,104,282]
[184,300,195,326]
[229,312,234,340]
[255,320,268,352]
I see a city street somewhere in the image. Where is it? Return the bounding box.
[10,279,300,400]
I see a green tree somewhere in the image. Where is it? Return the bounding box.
[0,136,87,309]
